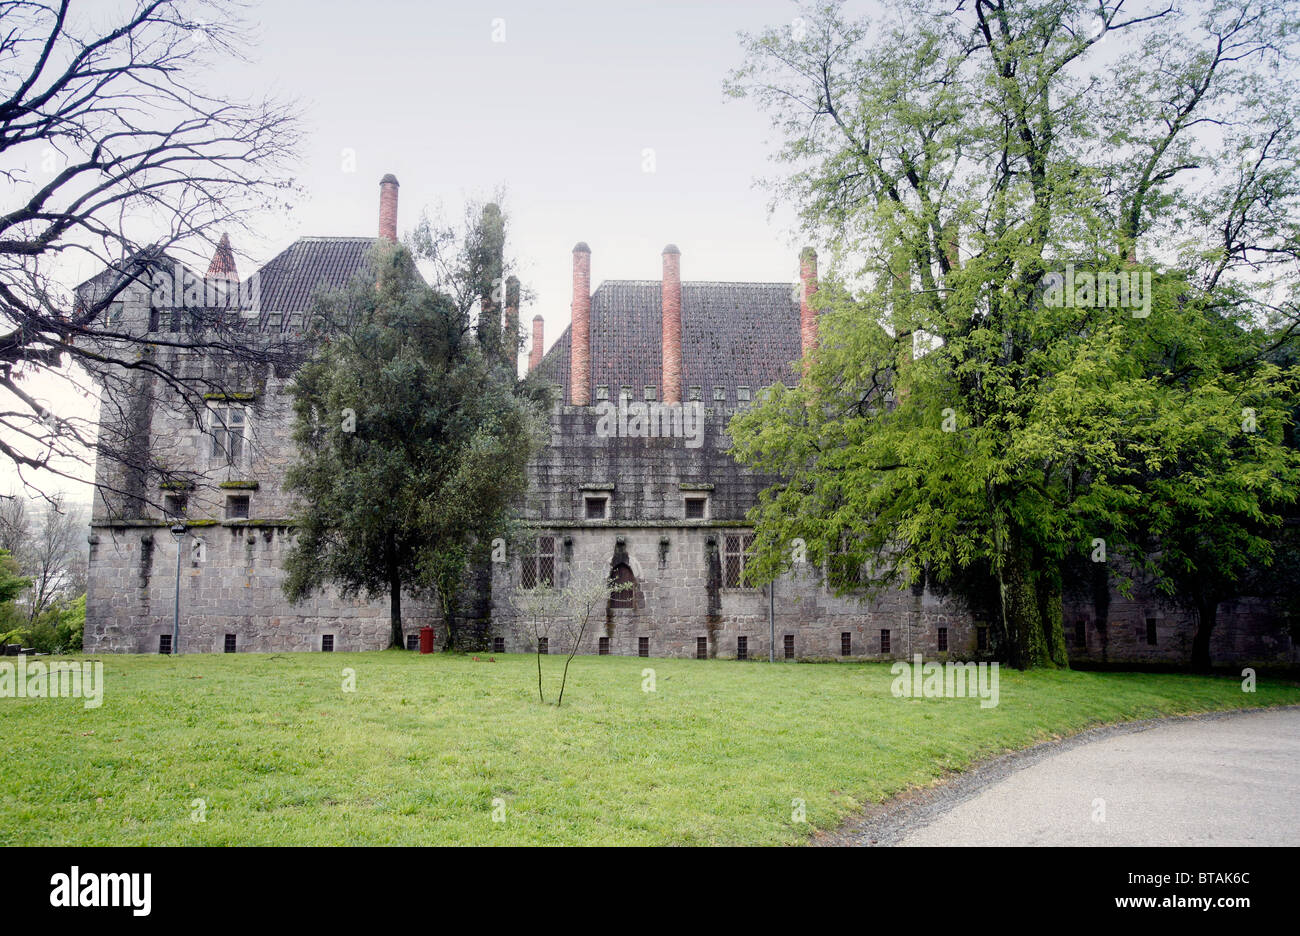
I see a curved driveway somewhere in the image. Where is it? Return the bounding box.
[896,708,1300,846]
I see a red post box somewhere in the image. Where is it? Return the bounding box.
[419,626,434,654]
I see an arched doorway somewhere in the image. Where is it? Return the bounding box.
[609,562,636,610]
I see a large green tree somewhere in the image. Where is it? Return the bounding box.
[727,0,1300,668]
[282,233,547,649]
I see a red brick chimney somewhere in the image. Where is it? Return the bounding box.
[661,244,682,404]
[569,243,591,405]
[529,315,545,372]
[800,247,818,361]
[505,275,520,370]
[206,233,239,282]
[378,174,399,242]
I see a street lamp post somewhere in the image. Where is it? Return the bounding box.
[170,523,187,654]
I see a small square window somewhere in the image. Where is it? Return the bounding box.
[225,495,250,520]
[164,494,188,518]
[599,636,610,655]
[697,636,707,659]
[784,634,795,659]
[638,636,649,658]
[880,629,891,654]
[736,636,748,661]
[619,385,632,402]
[643,386,657,401]
[585,496,607,520]
[538,637,548,655]
[595,385,609,401]
[224,634,237,653]
[493,636,506,654]
[937,627,948,652]
[737,386,751,402]
[406,634,419,651]
[321,634,334,652]
[841,632,852,656]
[159,633,173,655]
[688,386,702,401]
[713,386,726,402]
[684,496,706,520]
[1145,618,1157,646]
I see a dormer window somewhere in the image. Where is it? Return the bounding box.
[619,385,632,403]
[643,386,657,402]
[595,385,609,401]
[737,386,751,402]
[713,386,726,402]
[688,386,702,402]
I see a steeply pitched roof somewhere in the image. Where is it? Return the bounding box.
[535,280,802,400]
[206,233,239,280]
[250,236,378,313]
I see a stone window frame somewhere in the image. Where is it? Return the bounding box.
[224,494,250,520]
[683,494,709,521]
[688,385,702,402]
[321,634,334,652]
[880,629,891,654]
[737,386,751,402]
[584,495,608,521]
[841,632,852,656]
[643,385,657,402]
[723,532,755,589]
[520,535,556,590]
[712,386,726,402]
[207,402,250,470]
[163,493,188,519]
[595,384,609,401]
[619,385,633,403]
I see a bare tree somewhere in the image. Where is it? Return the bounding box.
[510,572,632,706]
[20,493,84,621]
[0,1,301,501]
[0,493,29,554]
[554,572,631,706]
[509,583,563,704]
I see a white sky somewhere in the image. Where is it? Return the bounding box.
[4,0,883,501]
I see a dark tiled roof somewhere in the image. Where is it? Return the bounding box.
[535,280,802,400]
[249,236,378,314]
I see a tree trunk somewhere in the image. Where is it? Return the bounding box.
[389,567,403,649]
[998,538,1057,669]
[1191,596,1217,673]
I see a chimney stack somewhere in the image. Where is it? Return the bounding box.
[378,174,400,242]
[206,233,239,282]
[661,244,682,404]
[800,247,819,361]
[505,275,520,371]
[529,315,545,373]
[569,243,591,405]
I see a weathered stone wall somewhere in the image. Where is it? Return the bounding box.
[84,322,1295,665]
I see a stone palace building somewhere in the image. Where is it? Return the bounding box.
[79,177,1294,666]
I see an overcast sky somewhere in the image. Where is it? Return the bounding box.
[5,0,887,500]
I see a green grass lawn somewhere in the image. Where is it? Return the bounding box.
[2,650,1295,845]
